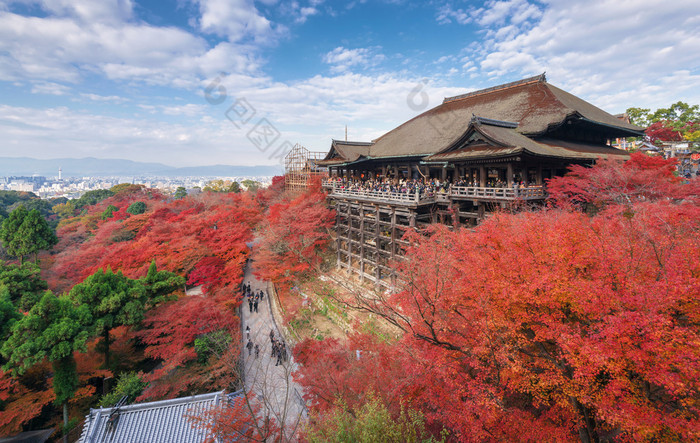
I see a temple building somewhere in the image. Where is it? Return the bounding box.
[315,74,644,286]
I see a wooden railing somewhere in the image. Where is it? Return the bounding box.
[450,185,545,200]
[326,186,434,204]
[323,180,546,203]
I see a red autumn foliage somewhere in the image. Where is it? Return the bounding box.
[45,191,261,295]
[0,367,55,435]
[254,185,334,291]
[366,203,698,441]
[187,392,280,443]
[294,156,700,441]
[294,334,411,416]
[645,120,683,143]
[136,295,240,400]
[547,152,698,209]
[187,256,224,294]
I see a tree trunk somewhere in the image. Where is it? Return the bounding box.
[104,328,110,368]
[571,397,599,443]
[63,402,68,443]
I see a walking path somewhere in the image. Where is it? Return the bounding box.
[240,258,307,440]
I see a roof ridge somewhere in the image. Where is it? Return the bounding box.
[332,139,374,145]
[471,115,519,128]
[443,73,546,104]
[91,391,224,414]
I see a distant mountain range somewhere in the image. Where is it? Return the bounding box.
[0,157,283,177]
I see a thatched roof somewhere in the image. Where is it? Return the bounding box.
[323,74,643,163]
[317,140,373,166]
[424,116,629,162]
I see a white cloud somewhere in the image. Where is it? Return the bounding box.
[0,9,267,90]
[296,6,319,23]
[194,0,282,43]
[3,0,134,23]
[465,0,700,111]
[31,81,70,95]
[323,46,385,73]
[476,0,541,26]
[436,4,472,25]
[79,93,129,104]
[0,72,467,165]
[0,104,266,166]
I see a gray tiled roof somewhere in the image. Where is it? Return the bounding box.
[79,391,243,443]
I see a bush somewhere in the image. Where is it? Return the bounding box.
[126,201,147,215]
[101,205,118,220]
[100,372,147,407]
[194,330,231,363]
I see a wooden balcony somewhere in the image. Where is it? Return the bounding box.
[450,185,546,201]
[323,180,546,205]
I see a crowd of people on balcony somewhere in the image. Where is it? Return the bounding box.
[325,177,450,197]
[324,176,542,199]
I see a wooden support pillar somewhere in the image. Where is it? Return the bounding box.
[346,206,352,270]
[441,166,447,182]
[359,203,365,282]
[478,202,485,220]
[536,164,543,185]
[336,204,342,268]
[409,212,416,228]
[375,205,380,282]
[507,162,514,187]
[452,200,460,228]
[479,165,486,187]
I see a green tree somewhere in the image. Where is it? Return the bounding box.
[52,201,76,220]
[0,205,58,263]
[228,181,241,193]
[626,102,700,145]
[101,204,118,220]
[174,186,188,199]
[650,101,700,125]
[126,201,147,215]
[203,179,242,193]
[241,179,260,192]
[139,260,185,305]
[0,291,92,430]
[69,268,144,368]
[626,107,651,127]
[72,189,114,211]
[99,372,147,407]
[0,260,48,310]
[0,286,20,339]
[8,198,54,220]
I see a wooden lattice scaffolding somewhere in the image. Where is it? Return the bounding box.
[284,144,327,191]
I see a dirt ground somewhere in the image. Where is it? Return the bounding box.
[276,269,400,343]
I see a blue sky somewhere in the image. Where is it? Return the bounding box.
[0,0,699,167]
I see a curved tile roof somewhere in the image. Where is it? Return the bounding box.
[79,391,244,443]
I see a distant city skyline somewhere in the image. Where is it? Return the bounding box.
[0,0,699,167]
[0,156,282,177]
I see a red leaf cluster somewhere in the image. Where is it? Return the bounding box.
[254,186,334,290]
[547,152,698,209]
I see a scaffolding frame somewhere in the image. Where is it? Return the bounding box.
[284,144,327,191]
